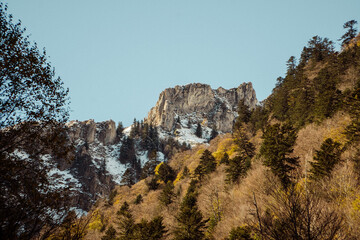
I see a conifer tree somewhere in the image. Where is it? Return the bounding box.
[134,217,167,240]
[234,99,251,129]
[260,123,299,189]
[195,123,203,138]
[156,162,176,183]
[158,181,175,206]
[339,20,358,47]
[310,138,342,180]
[117,201,135,240]
[101,225,117,240]
[173,181,207,240]
[220,152,230,165]
[194,150,216,181]
[225,155,250,184]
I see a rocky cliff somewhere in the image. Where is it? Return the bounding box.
[146,82,257,132]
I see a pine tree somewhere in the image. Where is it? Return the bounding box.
[156,162,176,183]
[117,201,135,240]
[194,150,216,181]
[227,226,254,240]
[234,99,251,129]
[195,123,203,138]
[173,181,207,240]
[310,138,342,180]
[233,126,255,160]
[339,20,358,47]
[225,155,251,184]
[158,181,175,206]
[220,152,230,165]
[134,216,167,240]
[101,225,117,240]
[260,123,299,189]
[210,126,218,141]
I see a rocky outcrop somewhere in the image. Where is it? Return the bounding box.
[67,119,117,145]
[146,82,257,132]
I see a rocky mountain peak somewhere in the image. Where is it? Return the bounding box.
[146,82,257,132]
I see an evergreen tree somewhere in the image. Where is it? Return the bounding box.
[173,181,207,240]
[101,225,117,240]
[233,126,255,160]
[194,150,217,181]
[115,122,124,142]
[158,181,175,206]
[156,162,176,183]
[339,20,358,47]
[234,99,251,129]
[227,226,254,240]
[134,216,167,240]
[195,123,203,138]
[117,201,135,240]
[310,138,342,180]
[121,168,136,187]
[210,126,218,141]
[225,155,251,184]
[220,152,230,165]
[134,194,143,205]
[260,123,299,189]
[146,176,160,191]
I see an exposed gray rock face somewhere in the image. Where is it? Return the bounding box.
[67,119,116,145]
[146,82,257,132]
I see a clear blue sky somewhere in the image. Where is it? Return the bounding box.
[7,0,360,126]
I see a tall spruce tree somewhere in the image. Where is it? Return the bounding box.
[117,201,135,240]
[310,138,342,180]
[194,150,216,181]
[260,123,299,189]
[195,123,203,138]
[173,181,207,240]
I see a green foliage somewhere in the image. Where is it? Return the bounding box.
[210,126,218,141]
[260,123,299,189]
[226,226,254,240]
[225,156,251,184]
[117,201,136,240]
[194,150,217,181]
[339,20,358,47]
[159,181,175,206]
[146,176,160,191]
[233,127,255,160]
[0,3,73,238]
[310,138,342,180]
[101,225,117,240]
[116,202,167,240]
[133,216,167,240]
[156,162,176,183]
[234,99,251,129]
[173,181,208,240]
[220,152,230,165]
[134,194,143,205]
[195,123,203,138]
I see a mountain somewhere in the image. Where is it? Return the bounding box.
[147,82,257,133]
[46,82,257,213]
[72,31,360,240]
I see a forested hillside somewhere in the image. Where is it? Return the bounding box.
[60,21,360,240]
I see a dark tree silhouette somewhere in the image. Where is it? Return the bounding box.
[0,3,73,239]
